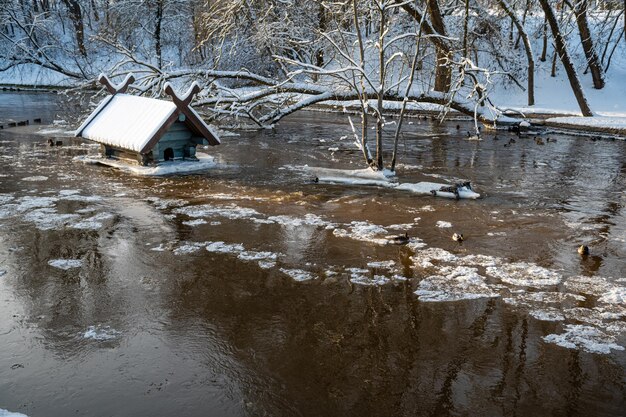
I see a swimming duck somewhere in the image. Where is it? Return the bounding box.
[452,233,464,242]
[466,128,481,141]
[387,232,410,245]
[535,137,545,145]
[578,245,589,256]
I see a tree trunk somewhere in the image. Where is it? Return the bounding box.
[427,0,452,92]
[375,3,386,170]
[538,0,593,116]
[540,17,548,61]
[352,0,372,166]
[497,0,534,105]
[60,0,86,57]
[574,0,605,89]
[155,0,164,68]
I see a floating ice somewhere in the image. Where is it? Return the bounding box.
[23,208,80,230]
[238,251,277,262]
[59,194,103,203]
[564,276,612,296]
[351,274,391,286]
[543,325,624,354]
[145,197,188,210]
[367,260,396,269]
[258,261,276,269]
[21,176,48,182]
[436,221,452,228]
[0,270,6,277]
[83,325,121,341]
[414,266,499,302]
[486,262,561,287]
[74,152,218,176]
[174,204,261,221]
[173,242,206,255]
[16,196,57,212]
[410,247,458,268]
[48,259,83,270]
[598,286,626,304]
[529,308,565,322]
[71,212,114,230]
[332,221,389,245]
[182,219,207,227]
[205,241,245,254]
[458,254,501,268]
[0,194,14,205]
[281,268,315,282]
[266,213,333,228]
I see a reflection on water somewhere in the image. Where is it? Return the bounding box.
[0,92,625,416]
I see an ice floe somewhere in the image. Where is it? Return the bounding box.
[174,203,262,221]
[486,262,561,287]
[543,325,624,354]
[436,221,452,228]
[74,152,218,176]
[21,176,48,182]
[48,259,83,270]
[23,208,80,230]
[70,212,114,230]
[281,268,315,282]
[182,219,208,227]
[414,266,499,302]
[83,325,121,341]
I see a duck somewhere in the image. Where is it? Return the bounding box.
[47,138,54,146]
[312,176,319,183]
[535,137,545,145]
[452,233,464,242]
[578,245,589,256]
[546,137,557,143]
[466,127,481,141]
[387,232,410,245]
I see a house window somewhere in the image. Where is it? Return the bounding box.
[164,147,174,161]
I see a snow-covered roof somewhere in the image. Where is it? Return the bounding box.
[75,84,220,154]
[76,94,177,153]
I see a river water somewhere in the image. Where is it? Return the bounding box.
[0,91,625,416]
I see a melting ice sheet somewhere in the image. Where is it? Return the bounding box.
[74,152,218,176]
[543,325,624,354]
[48,259,83,270]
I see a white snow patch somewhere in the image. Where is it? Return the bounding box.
[48,259,83,270]
[436,221,452,228]
[543,325,624,354]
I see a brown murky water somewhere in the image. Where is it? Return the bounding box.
[1,92,625,417]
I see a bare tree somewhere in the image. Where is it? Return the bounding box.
[538,0,593,116]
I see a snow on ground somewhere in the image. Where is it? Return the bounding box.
[73,152,218,176]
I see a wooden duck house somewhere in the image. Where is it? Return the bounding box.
[75,74,220,165]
